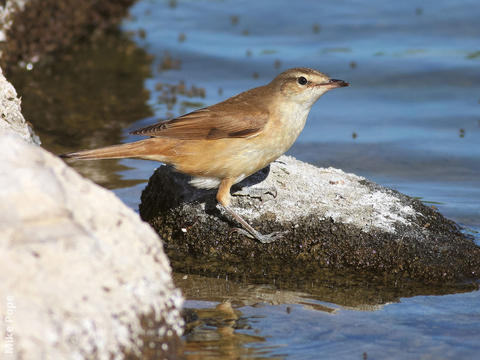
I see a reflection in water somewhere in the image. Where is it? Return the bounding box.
[176,272,477,359]
[7,30,153,189]
[173,273,475,311]
[184,302,283,360]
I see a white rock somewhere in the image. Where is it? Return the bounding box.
[234,156,417,233]
[0,66,40,144]
[0,133,184,359]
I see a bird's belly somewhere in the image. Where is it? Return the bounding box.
[172,136,286,182]
[172,112,306,185]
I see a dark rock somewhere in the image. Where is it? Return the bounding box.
[0,0,135,70]
[140,155,480,285]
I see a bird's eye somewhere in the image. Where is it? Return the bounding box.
[297,76,308,85]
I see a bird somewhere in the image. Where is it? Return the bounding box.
[61,68,349,243]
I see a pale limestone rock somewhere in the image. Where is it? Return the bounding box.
[233,156,417,233]
[0,66,40,144]
[0,133,184,359]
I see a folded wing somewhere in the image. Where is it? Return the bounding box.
[131,90,270,140]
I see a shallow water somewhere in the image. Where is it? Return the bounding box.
[8,0,480,358]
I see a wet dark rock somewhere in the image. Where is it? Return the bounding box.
[140,155,480,285]
[0,0,135,70]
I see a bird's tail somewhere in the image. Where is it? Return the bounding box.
[60,138,168,161]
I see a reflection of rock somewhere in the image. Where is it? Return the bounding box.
[0,66,39,144]
[0,73,184,359]
[173,272,474,311]
[141,156,480,285]
[183,302,266,358]
[0,0,136,70]
[7,30,154,189]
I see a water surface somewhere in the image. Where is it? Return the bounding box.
[9,0,480,358]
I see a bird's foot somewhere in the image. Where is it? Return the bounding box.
[221,204,285,244]
[230,227,287,244]
[232,185,277,202]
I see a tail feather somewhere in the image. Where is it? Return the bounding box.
[60,139,166,161]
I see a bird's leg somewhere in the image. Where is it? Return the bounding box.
[216,178,285,244]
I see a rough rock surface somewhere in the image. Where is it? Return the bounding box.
[140,156,480,284]
[0,132,184,359]
[0,66,39,144]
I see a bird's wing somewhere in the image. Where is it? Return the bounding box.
[131,90,270,140]
[131,107,268,140]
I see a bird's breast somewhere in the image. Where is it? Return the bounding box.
[265,101,311,153]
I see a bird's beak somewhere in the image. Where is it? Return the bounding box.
[317,79,349,88]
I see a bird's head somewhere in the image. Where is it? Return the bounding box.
[271,67,348,106]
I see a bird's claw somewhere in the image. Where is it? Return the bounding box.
[230,227,286,244]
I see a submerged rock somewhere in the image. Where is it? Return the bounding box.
[140,155,480,284]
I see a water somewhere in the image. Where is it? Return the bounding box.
[121,0,480,229]
[8,0,480,358]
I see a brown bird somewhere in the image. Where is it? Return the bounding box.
[61,68,348,243]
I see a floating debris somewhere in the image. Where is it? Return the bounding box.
[322,47,352,54]
[180,100,205,108]
[178,33,186,42]
[274,59,282,69]
[156,81,206,111]
[180,100,206,114]
[158,94,177,110]
[261,49,276,55]
[313,23,321,33]
[230,15,239,25]
[349,61,357,69]
[158,52,181,71]
[466,51,480,59]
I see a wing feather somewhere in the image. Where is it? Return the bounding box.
[130,87,270,140]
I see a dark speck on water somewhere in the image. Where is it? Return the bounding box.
[8,0,480,358]
[230,15,239,26]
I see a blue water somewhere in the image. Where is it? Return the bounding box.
[239,291,480,359]
[118,0,480,358]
